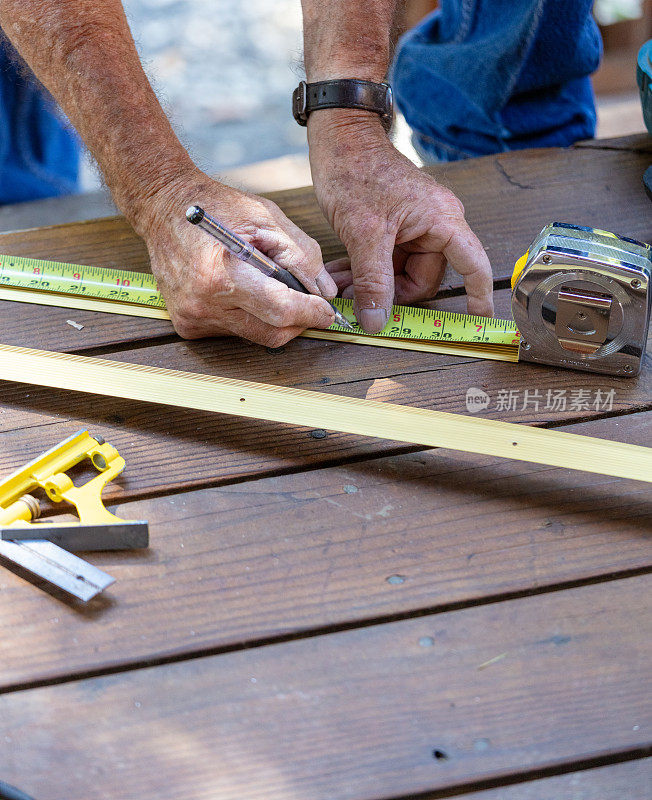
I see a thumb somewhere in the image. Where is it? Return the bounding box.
[344,236,395,334]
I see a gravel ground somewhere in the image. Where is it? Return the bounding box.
[84,0,308,186]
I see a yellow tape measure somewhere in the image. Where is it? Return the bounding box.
[0,253,520,360]
[0,254,167,308]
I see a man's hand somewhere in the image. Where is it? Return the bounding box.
[0,0,339,347]
[308,111,494,334]
[300,0,494,333]
[139,168,338,346]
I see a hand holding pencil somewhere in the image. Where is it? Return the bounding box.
[186,205,352,330]
[138,172,344,347]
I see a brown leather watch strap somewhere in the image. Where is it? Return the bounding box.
[292,79,393,131]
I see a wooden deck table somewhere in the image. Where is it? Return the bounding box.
[0,135,650,800]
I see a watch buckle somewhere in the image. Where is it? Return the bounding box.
[293,80,308,126]
[381,84,394,132]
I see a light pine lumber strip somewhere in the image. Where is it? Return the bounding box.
[0,142,649,353]
[0,344,650,482]
[0,289,520,399]
[453,759,652,800]
[0,327,650,500]
[0,346,650,500]
[0,412,649,688]
[0,577,649,800]
[302,329,518,361]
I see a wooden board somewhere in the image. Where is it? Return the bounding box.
[1,413,649,689]
[0,288,649,491]
[0,137,649,799]
[574,133,652,153]
[0,144,649,352]
[452,759,652,800]
[0,577,649,800]
[0,322,649,505]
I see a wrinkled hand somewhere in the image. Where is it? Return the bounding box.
[137,168,338,346]
[307,112,494,333]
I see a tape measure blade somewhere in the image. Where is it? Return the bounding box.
[329,297,517,345]
[0,253,164,308]
[0,252,519,348]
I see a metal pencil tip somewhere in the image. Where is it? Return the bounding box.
[333,310,355,330]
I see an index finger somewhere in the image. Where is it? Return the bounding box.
[227,259,335,331]
[442,223,494,317]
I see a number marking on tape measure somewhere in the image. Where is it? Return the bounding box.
[328,298,520,346]
[0,253,520,356]
[0,254,164,307]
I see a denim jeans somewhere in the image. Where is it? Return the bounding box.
[0,36,80,204]
[390,0,602,162]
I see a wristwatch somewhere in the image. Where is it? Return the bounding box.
[292,79,394,131]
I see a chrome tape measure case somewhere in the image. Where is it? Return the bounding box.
[511,223,651,376]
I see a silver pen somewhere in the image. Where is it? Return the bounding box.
[186,205,353,330]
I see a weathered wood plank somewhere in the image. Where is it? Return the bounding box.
[574,133,652,153]
[454,759,652,800]
[0,286,648,417]
[0,284,649,448]
[0,215,171,350]
[0,413,649,688]
[0,577,649,800]
[0,280,507,355]
[0,297,176,351]
[0,312,649,501]
[0,144,649,351]
[0,189,117,234]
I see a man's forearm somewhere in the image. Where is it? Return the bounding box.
[301,0,399,82]
[0,1,194,230]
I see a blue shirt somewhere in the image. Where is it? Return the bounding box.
[391,0,602,161]
[0,35,80,204]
